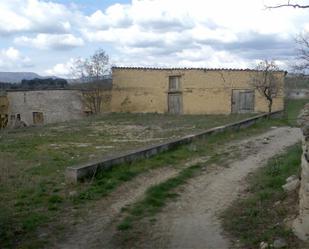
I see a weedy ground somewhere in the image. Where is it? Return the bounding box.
[0,99,306,248]
[222,143,307,249]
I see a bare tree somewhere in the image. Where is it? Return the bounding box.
[266,1,309,9]
[294,33,309,72]
[71,49,111,115]
[265,1,309,72]
[70,57,87,83]
[84,49,110,81]
[250,60,283,115]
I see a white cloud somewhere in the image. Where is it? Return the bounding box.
[45,58,76,78]
[0,0,83,35]
[87,4,132,29]
[80,0,308,69]
[0,47,32,70]
[15,34,84,50]
[1,0,308,74]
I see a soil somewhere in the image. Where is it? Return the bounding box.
[51,127,302,249]
[117,127,302,249]
[52,167,180,249]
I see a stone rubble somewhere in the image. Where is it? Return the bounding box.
[293,103,309,241]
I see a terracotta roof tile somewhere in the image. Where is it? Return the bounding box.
[112,66,286,73]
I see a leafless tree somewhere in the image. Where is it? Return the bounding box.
[265,1,309,72]
[71,49,111,115]
[70,57,87,83]
[84,49,110,81]
[266,1,309,9]
[250,60,283,115]
[294,33,309,72]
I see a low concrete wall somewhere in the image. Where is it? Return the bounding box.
[293,103,309,241]
[66,111,283,183]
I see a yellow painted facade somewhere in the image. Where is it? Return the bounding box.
[0,95,9,115]
[111,67,285,114]
[0,94,9,129]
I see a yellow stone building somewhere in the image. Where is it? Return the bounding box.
[0,93,9,128]
[111,67,285,114]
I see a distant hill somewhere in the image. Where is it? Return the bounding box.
[0,72,43,83]
[0,78,68,90]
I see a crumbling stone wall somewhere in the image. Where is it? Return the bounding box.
[293,103,309,240]
[7,89,85,126]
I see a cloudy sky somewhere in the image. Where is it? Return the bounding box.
[0,0,308,77]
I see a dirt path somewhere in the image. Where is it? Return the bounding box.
[124,127,302,249]
[53,127,301,249]
[53,167,181,249]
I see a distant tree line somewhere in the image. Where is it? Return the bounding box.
[0,78,68,90]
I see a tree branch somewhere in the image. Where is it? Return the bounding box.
[266,1,309,9]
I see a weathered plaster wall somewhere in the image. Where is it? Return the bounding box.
[293,103,309,241]
[111,68,285,114]
[0,94,9,115]
[7,89,84,126]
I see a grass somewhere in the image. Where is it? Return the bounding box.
[117,165,202,230]
[0,99,307,248]
[285,99,309,126]
[0,112,253,249]
[76,115,291,204]
[222,144,304,248]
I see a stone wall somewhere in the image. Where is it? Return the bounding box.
[7,89,85,126]
[293,103,309,240]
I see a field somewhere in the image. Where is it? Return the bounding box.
[0,99,307,248]
[0,112,254,248]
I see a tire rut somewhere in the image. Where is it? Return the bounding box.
[121,127,302,249]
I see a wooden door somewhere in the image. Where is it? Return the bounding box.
[232,90,254,113]
[33,112,44,125]
[168,93,182,114]
[0,114,8,129]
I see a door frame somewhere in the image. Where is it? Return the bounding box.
[167,92,183,114]
[231,89,255,114]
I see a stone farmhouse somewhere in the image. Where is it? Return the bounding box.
[111,67,286,114]
[0,67,286,128]
[0,89,84,128]
[0,87,112,128]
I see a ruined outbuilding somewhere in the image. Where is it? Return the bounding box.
[111,67,285,114]
[5,89,84,127]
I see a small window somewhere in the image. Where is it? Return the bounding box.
[169,76,181,91]
[17,114,21,121]
[33,112,44,125]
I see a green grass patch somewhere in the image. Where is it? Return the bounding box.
[117,165,201,230]
[222,144,303,248]
[285,99,308,126]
